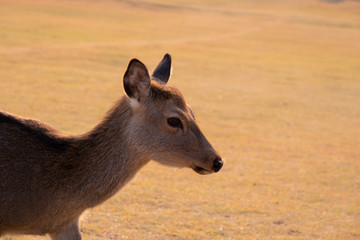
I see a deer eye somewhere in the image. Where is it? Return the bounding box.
[167,117,183,129]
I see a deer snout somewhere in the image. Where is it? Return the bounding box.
[193,154,223,175]
[213,157,223,172]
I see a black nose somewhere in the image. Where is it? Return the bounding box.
[213,157,223,172]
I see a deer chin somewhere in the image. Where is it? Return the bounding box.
[193,166,212,175]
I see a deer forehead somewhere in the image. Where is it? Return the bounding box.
[150,83,186,108]
[129,82,189,119]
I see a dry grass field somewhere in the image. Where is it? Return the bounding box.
[1,0,359,239]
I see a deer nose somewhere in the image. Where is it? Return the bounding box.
[213,157,223,172]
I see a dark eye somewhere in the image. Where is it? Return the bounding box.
[167,117,183,129]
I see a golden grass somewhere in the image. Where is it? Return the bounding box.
[1,0,359,239]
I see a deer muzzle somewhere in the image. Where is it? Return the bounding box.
[193,155,223,175]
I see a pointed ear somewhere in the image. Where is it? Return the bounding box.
[123,59,150,101]
[152,53,172,84]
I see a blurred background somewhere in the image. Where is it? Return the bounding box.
[0,0,359,239]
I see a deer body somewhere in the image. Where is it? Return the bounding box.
[0,54,222,239]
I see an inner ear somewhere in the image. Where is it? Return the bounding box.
[123,59,150,101]
[152,53,172,84]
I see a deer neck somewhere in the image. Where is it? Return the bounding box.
[74,97,150,206]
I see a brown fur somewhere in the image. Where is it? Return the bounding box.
[0,55,221,239]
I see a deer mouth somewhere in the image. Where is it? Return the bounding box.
[193,166,212,175]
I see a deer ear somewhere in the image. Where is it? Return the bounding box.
[123,59,150,101]
[152,53,172,84]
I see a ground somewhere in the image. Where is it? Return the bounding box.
[0,0,359,239]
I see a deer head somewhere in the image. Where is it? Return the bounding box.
[123,54,223,174]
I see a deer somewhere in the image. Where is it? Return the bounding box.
[0,54,223,240]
